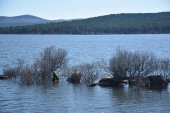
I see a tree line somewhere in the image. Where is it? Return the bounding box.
[0,12,170,34]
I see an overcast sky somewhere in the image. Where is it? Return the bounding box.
[0,0,170,20]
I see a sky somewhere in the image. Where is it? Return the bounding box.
[0,0,170,20]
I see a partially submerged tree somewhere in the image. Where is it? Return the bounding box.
[155,59,170,78]
[19,65,34,85]
[66,62,99,84]
[127,52,156,77]
[109,49,131,79]
[2,66,17,79]
[108,49,170,89]
[2,46,67,85]
[109,49,157,78]
[36,46,67,80]
[80,63,98,84]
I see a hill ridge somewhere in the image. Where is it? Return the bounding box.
[0,12,170,34]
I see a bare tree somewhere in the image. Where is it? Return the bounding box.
[19,65,34,85]
[2,46,68,85]
[36,46,67,80]
[80,63,98,84]
[156,59,170,78]
[127,52,156,77]
[109,49,157,79]
[109,49,131,78]
[2,66,17,79]
[66,62,99,84]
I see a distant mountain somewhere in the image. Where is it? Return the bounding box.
[0,12,170,34]
[0,15,65,27]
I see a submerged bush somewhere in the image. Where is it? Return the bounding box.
[67,72,82,84]
[109,50,131,78]
[2,46,67,85]
[156,59,170,78]
[2,66,17,79]
[19,65,35,85]
[109,49,170,89]
[2,46,170,88]
[109,49,157,79]
[35,46,67,80]
[80,63,98,83]
[66,62,99,84]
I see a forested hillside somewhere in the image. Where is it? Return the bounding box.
[0,15,65,27]
[0,12,170,34]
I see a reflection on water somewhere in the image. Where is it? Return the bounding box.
[0,80,170,113]
[112,86,170,113]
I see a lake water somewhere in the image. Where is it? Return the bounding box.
[0,34,170,113]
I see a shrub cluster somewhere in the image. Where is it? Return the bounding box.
[109,49,170,78]
[2,47,170,86]
[2,46,67,85]
[66,63,99,84]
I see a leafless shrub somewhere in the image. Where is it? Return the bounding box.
[109,49,157,78]
[80,63,98,84]
[36,46,67,80]
[2,66,17,79]
[109,49,131,78]
[156,59,170,78]
[2,46,67,85]
[67,62,99,84]
[19,65,34,85]
[2,59,26,79]
[127,52,156,77]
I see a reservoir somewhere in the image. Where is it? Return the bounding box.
[0,34,170,113]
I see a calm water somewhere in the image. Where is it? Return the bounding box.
[0,34,170,113]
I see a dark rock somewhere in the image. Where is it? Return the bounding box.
[129,75,168,90]
[0,75,11,80]
[88,83,97,87]
[98,77,121,87]
[52,71,59,83]
[147,75,168,90]
[128,76,150,87]
[67,73,82,84]
[166,78,170,83]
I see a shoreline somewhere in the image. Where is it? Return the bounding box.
[0,33,170,35]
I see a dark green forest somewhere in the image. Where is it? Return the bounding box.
[0,12,170,34]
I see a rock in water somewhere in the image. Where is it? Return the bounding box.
[88,83,97,87]
[52,71,59,83]
[0,75,11,80]
[67,73,82,84]
[98,77,121,87]
[147,75,168,90]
